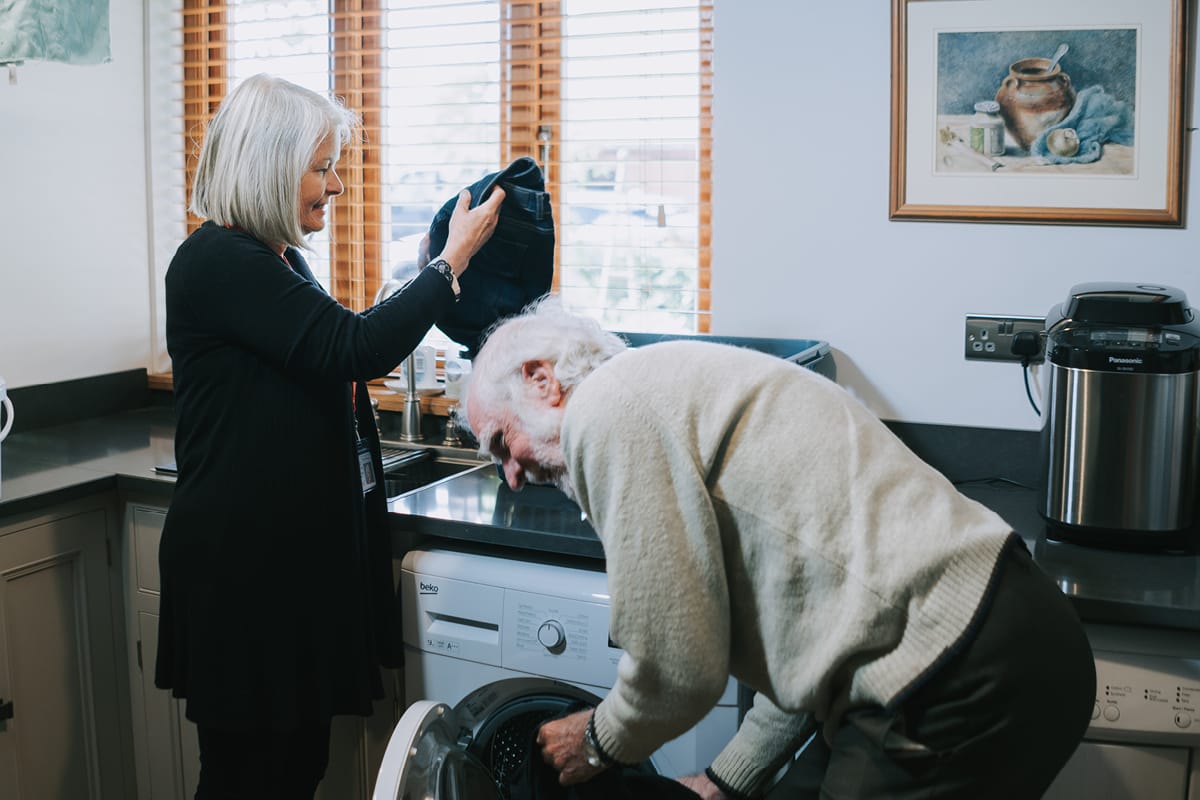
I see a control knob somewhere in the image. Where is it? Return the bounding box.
[538,620,567,654]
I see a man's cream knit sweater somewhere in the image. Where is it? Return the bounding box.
[561,340,1012,797]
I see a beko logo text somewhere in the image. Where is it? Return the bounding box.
[419,582,439,595]
[1108,356,1143,365]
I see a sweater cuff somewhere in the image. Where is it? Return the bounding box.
[708,745,771,798]
[705,767,755,800]
[589,704,639,767]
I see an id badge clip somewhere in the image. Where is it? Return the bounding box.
[357,439,377,495]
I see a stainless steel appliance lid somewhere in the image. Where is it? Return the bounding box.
[1060,282,1192,326]
[1046,282,1200,372]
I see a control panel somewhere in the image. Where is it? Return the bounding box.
[401,548,739,705]
[1088,648,1200,744]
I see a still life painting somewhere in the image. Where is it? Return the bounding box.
[890,0,1185,226]
[935,29,1136,176]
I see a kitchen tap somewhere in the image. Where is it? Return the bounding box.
[373,279,423,442]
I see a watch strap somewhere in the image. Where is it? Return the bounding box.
[583,711,619,768]
[426,257,460,301]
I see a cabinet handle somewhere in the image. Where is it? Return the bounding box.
[0,699,12,721]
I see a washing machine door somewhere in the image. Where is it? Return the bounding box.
[373,699,500,800]
[374,678,615,800]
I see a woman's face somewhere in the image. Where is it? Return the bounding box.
[299,134,344,234]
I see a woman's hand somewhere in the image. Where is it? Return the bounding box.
[536,708,605,786]
[678,772,729,800]
[439,187,505,275]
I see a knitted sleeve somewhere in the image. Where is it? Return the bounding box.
[167,223,452,381]
[709,693,817,797]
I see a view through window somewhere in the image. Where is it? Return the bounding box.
[181,0,712,343]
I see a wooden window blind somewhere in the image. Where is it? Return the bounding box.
[177,0,712,333]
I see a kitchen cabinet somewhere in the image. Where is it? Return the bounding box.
[0,494,135,799]
[122,499,401,800]
[123,500,199,800]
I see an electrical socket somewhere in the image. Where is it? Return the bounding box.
[964,315,1045,362]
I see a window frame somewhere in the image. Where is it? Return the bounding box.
[178,0,712,328]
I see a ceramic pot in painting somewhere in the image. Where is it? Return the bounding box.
[995,57,1076,152]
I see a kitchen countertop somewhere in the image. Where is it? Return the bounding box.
[0,405,178,514]
[3,405,1198,632]
[392,458,1200,633]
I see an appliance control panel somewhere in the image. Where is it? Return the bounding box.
[401,548,739,705]
[502,586,621,688]
[1088,648,1200,744]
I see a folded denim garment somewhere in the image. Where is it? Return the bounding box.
[427,156,555,357]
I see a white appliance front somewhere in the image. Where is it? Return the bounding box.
[398,548,739,780]
[1044,623,1200,799]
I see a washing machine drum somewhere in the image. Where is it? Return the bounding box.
[374,677,655,800]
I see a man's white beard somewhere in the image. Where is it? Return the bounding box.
[517,401,574,500]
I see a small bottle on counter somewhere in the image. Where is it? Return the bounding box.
[969,100,1005,157]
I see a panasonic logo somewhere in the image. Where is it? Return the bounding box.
[1108,356,1143,365]
[419,581,439,595]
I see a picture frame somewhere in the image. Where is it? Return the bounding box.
[889,0,1188,226]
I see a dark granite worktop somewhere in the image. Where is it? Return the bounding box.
[390,454,1200,632]
[3,404,1198,632]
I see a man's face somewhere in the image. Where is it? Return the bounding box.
[471,399,570,495]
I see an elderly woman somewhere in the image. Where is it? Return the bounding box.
[465,298,1095,800]
[155,73,504,799]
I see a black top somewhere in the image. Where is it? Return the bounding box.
[155,222,455,728]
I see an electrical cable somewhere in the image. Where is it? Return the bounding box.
[1011,331,1043,417]
[952,476,1036,490]
[1022,363,1041,417]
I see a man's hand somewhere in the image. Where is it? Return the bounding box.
[536,709,605,786]
[678,771,729,800]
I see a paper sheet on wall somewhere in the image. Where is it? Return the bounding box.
[0,0,111,65]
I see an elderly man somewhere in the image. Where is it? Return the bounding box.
[464,298,1094,800]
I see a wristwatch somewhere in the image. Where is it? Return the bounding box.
[425,258,461,302]
[582,712,613,768]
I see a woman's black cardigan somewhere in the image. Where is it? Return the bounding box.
[155,222,455,729]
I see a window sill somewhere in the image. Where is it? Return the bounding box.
[145,372,457,417]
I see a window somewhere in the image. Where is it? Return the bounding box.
[160,0,712,344]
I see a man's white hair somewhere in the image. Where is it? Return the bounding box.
[463,295,628,443]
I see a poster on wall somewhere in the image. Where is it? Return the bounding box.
[0,0,111,65]
[889,0,1186,226]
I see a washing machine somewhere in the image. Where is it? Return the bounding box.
[374,547,740,799]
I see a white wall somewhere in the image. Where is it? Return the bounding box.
[712,2,1199,431]
[0,0,149,388]
[1,0,1197,434]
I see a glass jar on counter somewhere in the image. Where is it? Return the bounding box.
[969,100,1005,157]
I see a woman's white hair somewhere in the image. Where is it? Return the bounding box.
[464,295,628,438]
[189,73,359,250]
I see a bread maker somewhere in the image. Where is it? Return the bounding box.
[1040,282,1200,549]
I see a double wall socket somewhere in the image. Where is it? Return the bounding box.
[964,315,1045,362]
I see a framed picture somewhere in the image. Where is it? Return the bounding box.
[889,0,1188,226]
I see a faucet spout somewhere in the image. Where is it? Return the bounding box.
[374,278,424,443]
[399,353,423,442]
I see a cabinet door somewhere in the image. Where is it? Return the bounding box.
[0,502,133,799]
[124,503,200,800]
[1043,740,1191,799]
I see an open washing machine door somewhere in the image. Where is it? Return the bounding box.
[374,677,646,800]
[374,699,500,800]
